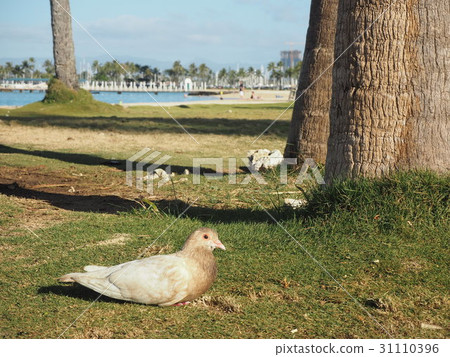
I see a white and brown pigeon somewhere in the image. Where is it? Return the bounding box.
[58,227,225,306]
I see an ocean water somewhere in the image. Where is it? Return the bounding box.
[0,90,216,106]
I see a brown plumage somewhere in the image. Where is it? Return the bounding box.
[58,227,225,306]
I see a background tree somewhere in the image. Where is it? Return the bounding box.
[136,64,153,81]
[4,62,14,78]
[218,68,227,86]
[247,66,255,88]
[284,0,338,163]
[50,0,78,89]
[237,67,247,82]
[20,59,34,77]
[12,64,24,77]
[123,61,139,79]
[325,0,449,182]
[164,60,186,84]
[91,60,100,76]
[292,61,302,80]
[100,61,124,82]
[255,69,263,87]
[188,63,198,81]
[43,59,55,77]
[152,67,161,83]
[198,63,212,84]
[227,69,238,87]
[268,61,284,89]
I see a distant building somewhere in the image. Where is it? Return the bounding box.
[280,50,302,69]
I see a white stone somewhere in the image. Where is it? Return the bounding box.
[146,168,170,181]
[284,198,307,209]
[247,149,284,171]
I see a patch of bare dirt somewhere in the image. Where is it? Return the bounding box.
[0,165,142,214]
[91,233,132,246]
[0,164,150,235]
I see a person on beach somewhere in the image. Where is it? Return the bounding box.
[239,82,244,99]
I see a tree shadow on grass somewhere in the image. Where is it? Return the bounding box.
[0,183,139,213]
[1,115,289,138]
[0,181,280,222]
[0,144,111,167]
[0,144,221,174]
[151,198,278,224]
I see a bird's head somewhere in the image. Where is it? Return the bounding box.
[183,227,226,252]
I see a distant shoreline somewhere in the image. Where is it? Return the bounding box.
[0,89,292,109]
[120,98,290,107]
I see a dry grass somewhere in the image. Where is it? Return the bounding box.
[192,295,242,313]
[92,233,132,246]
[0,104,448,339]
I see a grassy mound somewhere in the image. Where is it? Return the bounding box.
[299,170,449,232]
[42,78,90,104]
[12,78,124,117]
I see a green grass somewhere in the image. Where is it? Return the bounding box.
[0,102,291,139]
[0,103,448,339]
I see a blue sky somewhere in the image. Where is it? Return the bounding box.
[1,0,311,70]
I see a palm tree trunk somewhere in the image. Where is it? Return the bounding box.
[50,0,78,89]
[325,0,449,182]
[284,0,338,164]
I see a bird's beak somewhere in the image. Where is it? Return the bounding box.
[214,240,226,250]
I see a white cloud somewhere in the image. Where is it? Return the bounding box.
[72,13,292,64]
[0,1,309,67]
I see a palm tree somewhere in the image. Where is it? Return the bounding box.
[198,63,212,84]
[50,0,78,89]
[12,64,24,77]
[43,59,55,76]
[325,0,449,181]
[21,60,32,77]
[268,61,283,89]
[237,67,247,80]
[152,67,161,83]
[91,60,100,76]
[227,69,237,87]
[218,68,227,86]
[247,66,255,87]
[188,63,198,81]
[283,67,294,87]
[167,61,186,84]
[137,65,153,81]
[5,62,14,78]
[124,62,138,79]
[292,61,302,79]
[255,69,262,87]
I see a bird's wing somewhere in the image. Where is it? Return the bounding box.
[107,255,191,305]
[60,261,138,300]
[84,265,107,272]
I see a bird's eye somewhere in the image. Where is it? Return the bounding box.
[203,234,209,239]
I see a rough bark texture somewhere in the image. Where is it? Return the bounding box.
[325,0,449,182]
[284,0,338,164]
[50,0,78,89]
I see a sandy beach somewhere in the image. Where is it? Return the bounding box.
[120,89,292,107]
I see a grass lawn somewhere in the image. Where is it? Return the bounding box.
[0,101,448,338]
